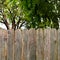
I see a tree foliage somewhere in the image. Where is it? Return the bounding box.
[0,0,26,30]
[0,0,60,30]
[20,0,60,29]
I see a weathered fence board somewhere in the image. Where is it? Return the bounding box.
[44,29,51,60]
[7,30,14,60]
[14,30,22,60]
[0,30,3,60]
[0,30,7,60]
[50,29,55,60]
[50,29,58,60]
[3,30,8,60]
[29,29,36,60]
[0,29,60,60]
[21,30,29,60]
[54,30,58,60]
[36,29,44,60]
[58,29,60,60]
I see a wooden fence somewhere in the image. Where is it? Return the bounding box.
[0,29,60,60]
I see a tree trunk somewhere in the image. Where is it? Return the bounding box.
[12,19,16,30]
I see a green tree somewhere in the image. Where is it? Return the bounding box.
[0,0,26,30]
[0,0,60,30]
[20,0,60,29]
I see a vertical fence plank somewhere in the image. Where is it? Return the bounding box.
[0,30,7,60]
[0,30,4,60]
[44,29,51,60]
[0,29,59,60]
[58,29,60,60]
[7,30,14,60]
[50,29,58,60]
[2,30,8,60]
[0,30,3,60]
[54,30,58,60]
[27,30,30,60]
[21,30,24,60]
[50,29,55,60]
[14,30,22,60]
[36,29,44,60]
[29,29,36,60]
[21,29,29,60]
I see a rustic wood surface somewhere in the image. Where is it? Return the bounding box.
[0,29,60,60]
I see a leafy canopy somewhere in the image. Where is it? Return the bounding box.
[20,0,60,29]
[0,0,60,30]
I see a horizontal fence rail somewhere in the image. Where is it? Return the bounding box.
[0,29,60,60]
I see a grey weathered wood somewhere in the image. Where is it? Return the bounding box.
[21,29,29,60]
[0,30,3,60]
[50,29,58,60]
[0,30,7,60]
[2,30,8,60]
[27,30,30,60]
[21,30,24,60]
[50,29,55,60]
[7,30,14,60]
[36,29,44,60]
[29,29,36,60]
[54,30,58,60]
[0,29,60,60]
[58,29,60,60]
[44,29,51,60]
[14,30,22,60]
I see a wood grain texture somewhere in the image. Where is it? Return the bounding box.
[44,29,51,60]
[36,29,44,60]
[14,30,22,60]
[3,30,8,60]
[58,29,60,60]
[0,29,60,60]
[7,30,14,60]
[50,29,58,60]
[0,30,3,60]
[29,29,36,60]
[21,29,29,60]
[54,30,58,60]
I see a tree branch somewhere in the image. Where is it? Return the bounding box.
[16,17,21,29]
[12,16,16,30]
[19,21,25,29]
[2,14,9,30]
